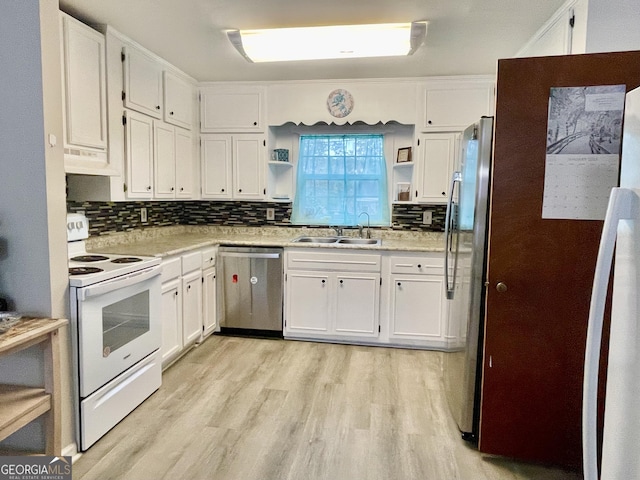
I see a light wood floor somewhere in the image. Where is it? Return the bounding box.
[73,336,582,480]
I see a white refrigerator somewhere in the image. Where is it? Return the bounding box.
[583,85,640,478]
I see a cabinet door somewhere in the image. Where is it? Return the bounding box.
[175,128,193,198]
[154,122,176,198]
[202,267,217,338]
[182,270,203,347]
[125,110,154,198]
[285,271,330,334]
[200,88,264,132]
[163,70,193,129]
[61,14,107,150]
[161,279,182,367]
[416,133,458,204]
[201,134,232,199]
[123,45,163,118]
[233,135,265,200]
[334,273,380,337]
[423,83,494,131]
[390,275,444,339]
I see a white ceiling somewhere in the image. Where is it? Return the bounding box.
[58,0,566,82]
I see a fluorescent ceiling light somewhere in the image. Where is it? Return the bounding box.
[227,22,428,63]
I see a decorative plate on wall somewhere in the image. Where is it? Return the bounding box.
[327,89,354,118]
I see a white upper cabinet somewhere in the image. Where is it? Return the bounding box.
[415,133,460,204]
[153,122,176,198]
[174,128,194,198]
[123,44,163,118]
[60,12,112,174]
[163,71,193,129]
[125,110,154,198]
[200,85,265,133]
[421,78,494,131]
[201,134,265,200]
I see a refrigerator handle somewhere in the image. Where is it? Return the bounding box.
[444,171,462,300]
[583,187,637,480]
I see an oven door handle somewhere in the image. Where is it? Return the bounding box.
[79,265,161,300]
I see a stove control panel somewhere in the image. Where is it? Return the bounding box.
[67,213,89,242]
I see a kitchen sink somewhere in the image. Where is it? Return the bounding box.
[292,236,339,243]
[291,236,381,246]
[337,238,381,245]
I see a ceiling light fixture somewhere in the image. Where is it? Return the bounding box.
[226,22,428,63]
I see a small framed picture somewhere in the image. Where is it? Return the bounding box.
[397,147,412,163]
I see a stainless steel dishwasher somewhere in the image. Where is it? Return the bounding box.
[218,246,283,336]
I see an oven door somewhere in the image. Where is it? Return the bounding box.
[76,265,161,398]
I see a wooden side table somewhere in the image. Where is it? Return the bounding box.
[0,317,68,455]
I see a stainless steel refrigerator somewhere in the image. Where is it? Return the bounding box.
[443,116,494,440]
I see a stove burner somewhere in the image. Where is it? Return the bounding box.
[111,257,143,264]
[69,266,104,275]
[70,255,109,262]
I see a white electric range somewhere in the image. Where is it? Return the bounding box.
[67,213,162,451]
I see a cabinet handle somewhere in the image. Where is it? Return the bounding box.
[415,190,418,198]
[174,291,178,296]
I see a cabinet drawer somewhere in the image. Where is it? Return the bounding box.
[287,250,381,272]
[201,247,217,269]
[181,251,202,274]
[161,256,181,281]
[390,254,443,275]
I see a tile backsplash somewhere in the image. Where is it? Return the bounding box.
[67,200,446,236]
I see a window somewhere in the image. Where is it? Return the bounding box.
[291,134,390,226]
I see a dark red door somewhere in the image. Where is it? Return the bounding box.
[479,51,640,469]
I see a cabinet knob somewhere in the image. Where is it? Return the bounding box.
[174,291,178,296]
[397,282,402,286]
[156,105,161,110]
[147,186,151,191]
[170,187,174,191]
[442,191,446,196]
[417,264,422,268]
[188,285,191,291]
[253,121,257,126]
[180,187,184,192]
[339,279,344,284]
[170,111,174,115]
[496,282,508,293]
[321,279,326,284]
[238,189,242,192]
[427,120,432,125]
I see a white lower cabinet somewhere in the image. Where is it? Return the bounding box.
[286,271,330,334]
[387,253,450,348]
[284,248,453,350]
[160,277,182,365]
[284,250,381,341]
[182,269,203,347]
[160,247,217,370]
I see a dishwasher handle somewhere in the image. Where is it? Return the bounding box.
[219,252,281,259]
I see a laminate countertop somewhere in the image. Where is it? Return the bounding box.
[86,226,445,258]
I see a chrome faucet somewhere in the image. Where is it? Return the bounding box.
[358,212,371,238]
